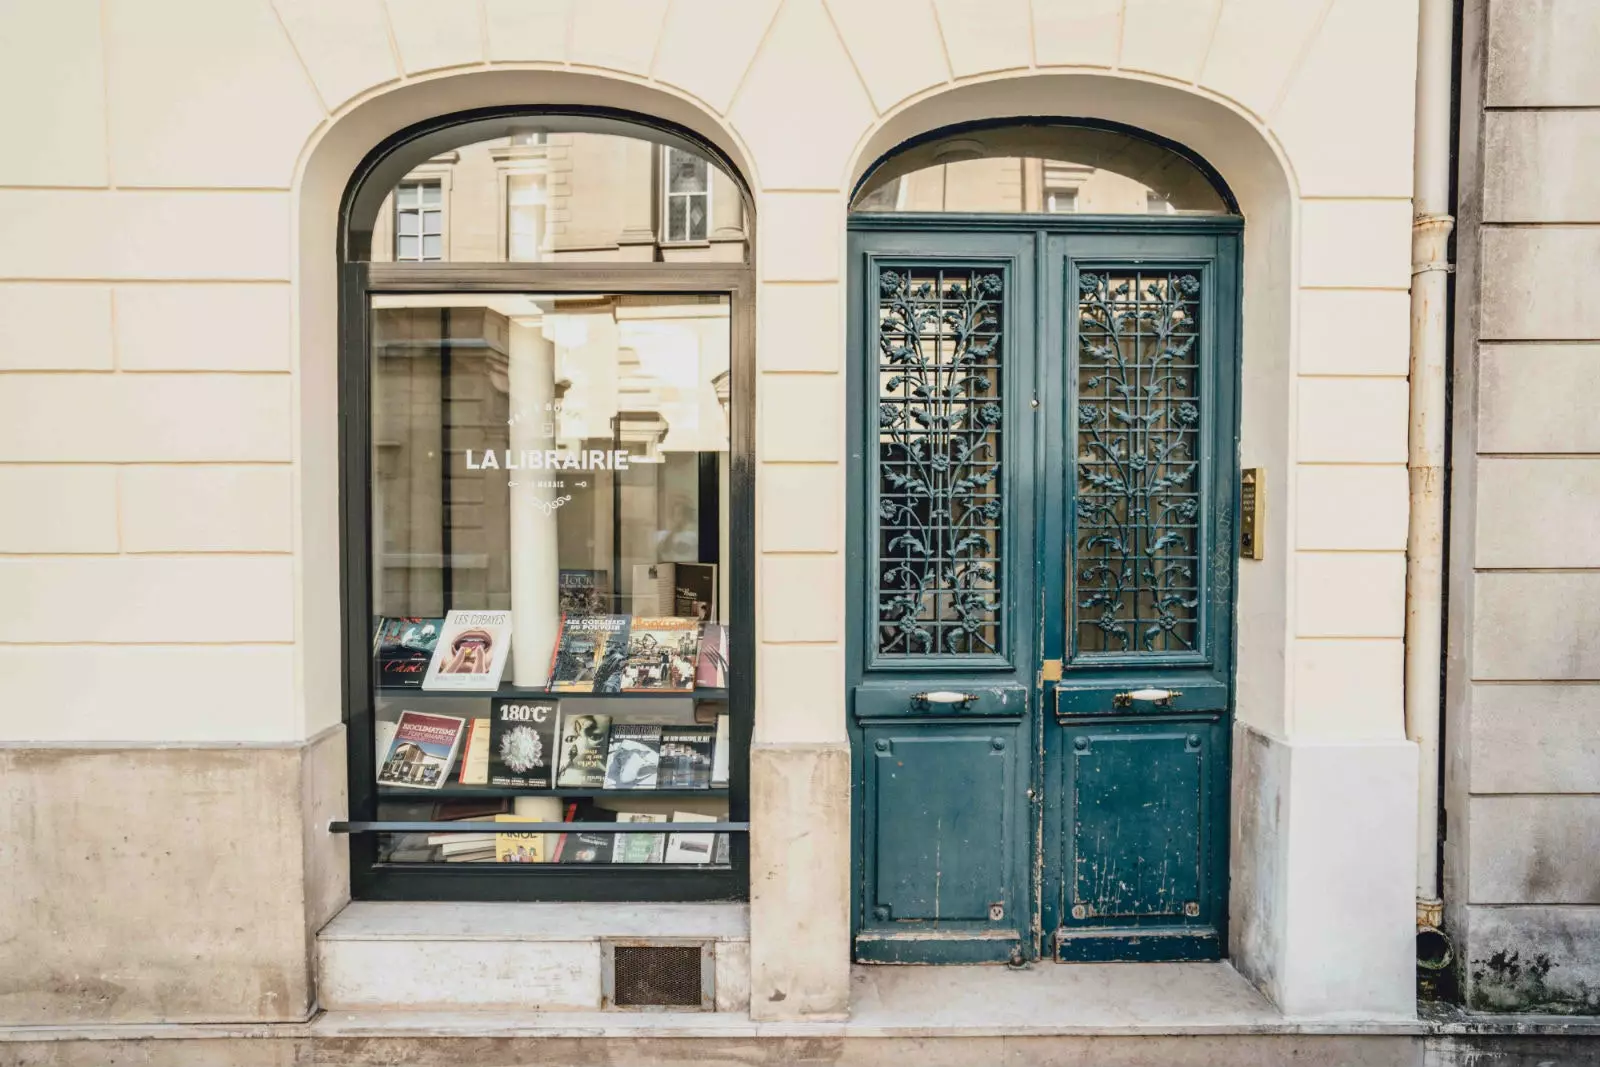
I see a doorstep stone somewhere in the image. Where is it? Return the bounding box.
[315,901,749,1012]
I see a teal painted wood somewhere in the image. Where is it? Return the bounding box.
[847,217,1242,966]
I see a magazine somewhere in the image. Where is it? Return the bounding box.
[493,814,546,863]
[457,717,492,784]
[673,563,718,622]
[695,624,728,689]
[486,698,560,788]
[658,726,714,789]
[602,724,661,790]
[630,563,675,615]
[546,615,631,693]
[376,711,467,790]
[664,811,718,864]
[373,616,443,687]
[553,713,612,788]
[621,617,701,692]
[612,812,667,863]
[422,610,513,691]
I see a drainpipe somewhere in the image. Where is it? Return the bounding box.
[1407,0,1454,963]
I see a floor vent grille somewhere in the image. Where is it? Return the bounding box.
[604,942,713,1010]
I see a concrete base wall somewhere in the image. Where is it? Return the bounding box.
[0,729,348,1024]
[1230,724,1418,1020]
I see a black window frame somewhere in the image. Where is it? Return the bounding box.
[337,108,756,902]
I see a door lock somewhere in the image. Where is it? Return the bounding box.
[1112,688,1182,708]
[911,690,977,710]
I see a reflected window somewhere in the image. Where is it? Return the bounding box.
[663,146,710,243]
[395,180,444,261]
[852,124,1231,216]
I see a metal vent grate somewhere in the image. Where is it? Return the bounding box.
[606,943,711,1010]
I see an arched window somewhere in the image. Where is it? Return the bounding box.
[338,110,753,903]
[851,120,1235,216]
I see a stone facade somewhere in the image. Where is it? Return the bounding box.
[1446,0,1600,1015]
[0,0,1542,1041]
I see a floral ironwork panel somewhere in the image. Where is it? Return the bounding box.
[1074,270,1204,655]
[875,266,1005,656]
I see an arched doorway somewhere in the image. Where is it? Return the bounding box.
[846,120,1242,964]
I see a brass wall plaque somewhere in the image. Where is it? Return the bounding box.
[1239,467,1264,560]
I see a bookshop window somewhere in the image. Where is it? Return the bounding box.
[343,111,752,901]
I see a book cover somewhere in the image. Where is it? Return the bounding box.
[486,698,560,788]
[512,796,564,860]
[558,569,609,615]
[375,720,399,768]
[493,814,546,863]
[547,615,631,693]
[630,563,674,615]
[611,812,667,863]
[373,616,443,687]
[422,610,513,691]
[560,829,615,863]
[602,724,661,790]
[550,800,580,861]
[457,717,492,784]
[664,811,718,864]
[711,713,730,786]
[620,617,701,692]
[553,713,612,788]
[658,726,714,789]
[695,624,728,689]
[673,563,718,622]
[377,711,466,790]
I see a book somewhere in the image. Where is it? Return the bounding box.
[631,563,675,615]
[486,698,560,788]
[422,610,513,691]
[612,812,667,863]
[457,717,492,785]
[493,814,546,863]
[711,713,730,786]
[620,617,701,692]
[445,848,496,863]
[547,615,631,693]
[665,811,718,864]
[550,800,581,861]
[673,563,718,623]
[554,713,612,788]
[437,835,497,855]
[512,796,564,859]
[558,569,609,615]
[603,724,662,790]
[695,623,728,689]
[375,720,399,768]
[376,711,466,790]
[373,616,443,687]
[658,726,714,789]
[560,829,615,864]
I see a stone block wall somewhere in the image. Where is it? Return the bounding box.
[1448,0,1600,1014]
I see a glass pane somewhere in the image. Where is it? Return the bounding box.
[396,235,419,259]
[668,149,709,193]
[397,211,419,236]
[852,124,1230,215]
[370,292,735,867]
[667,196,686,241]
[688,196,708,241]
[422,234,442,259]
[422,210,442,236]
[358,130,745,263]
[874,266,1004,657]
[1074,270,1203,655]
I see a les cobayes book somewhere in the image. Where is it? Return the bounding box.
[547,615,631,694]
[620,617,701,692]
[377,711,467,790]
[373,616,443,688]
[658,726,715,789]
[422,610,513,691]
[487,698,560,788]
[553,713,612,788]
[695,623,728,690]
[602,724,661,790]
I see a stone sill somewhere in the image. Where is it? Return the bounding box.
[318,900,749,942]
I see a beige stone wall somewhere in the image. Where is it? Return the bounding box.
[1447,0,1600,1014]
[0,0,1422,1024]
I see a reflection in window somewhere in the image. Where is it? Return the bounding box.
[852,124,1230,216]
[395,180,444,261]
[663,147,710,243]
[507,173,547,261]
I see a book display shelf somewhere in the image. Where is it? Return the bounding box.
[336,109,755,902]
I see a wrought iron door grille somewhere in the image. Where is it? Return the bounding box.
[605,943,712,1009]
[1074,270,1204,655]
[873,266,1005,657]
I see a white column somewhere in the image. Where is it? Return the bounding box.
[508,317,560,686]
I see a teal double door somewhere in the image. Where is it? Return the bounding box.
[846,218,1241,964]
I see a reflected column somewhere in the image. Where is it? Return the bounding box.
[507,316,560,686]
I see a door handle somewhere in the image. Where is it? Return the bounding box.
[1112,688,1181,708]
[912,690,978,710]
